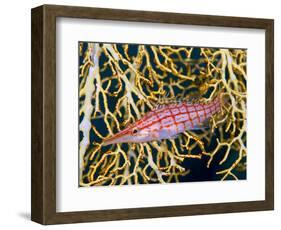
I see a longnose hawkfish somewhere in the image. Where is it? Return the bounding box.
[103,93,225,146]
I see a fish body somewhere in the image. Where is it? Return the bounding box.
[103,95,222,146]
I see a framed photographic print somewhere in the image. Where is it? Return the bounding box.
[31,4,274,225]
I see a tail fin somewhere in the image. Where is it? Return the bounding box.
[218,91,231,111]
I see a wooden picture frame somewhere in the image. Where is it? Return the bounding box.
[31,4,274,225]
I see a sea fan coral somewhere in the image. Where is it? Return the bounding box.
[79,42,247,186]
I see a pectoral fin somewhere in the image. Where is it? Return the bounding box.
[191,119,211,130]
[169,134,179,140]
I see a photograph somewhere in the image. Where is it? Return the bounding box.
[29,3,274,225]
[78,42,247,187]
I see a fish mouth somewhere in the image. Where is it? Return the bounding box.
[103,136,120,146]
[103,129,131,146]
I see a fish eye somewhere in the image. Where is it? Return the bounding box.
[132,128,138,134]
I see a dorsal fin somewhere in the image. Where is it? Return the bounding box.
[187,91,203,103]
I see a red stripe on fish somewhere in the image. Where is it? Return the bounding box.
[138,100,221,130]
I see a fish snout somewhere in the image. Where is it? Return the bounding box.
[103,129,132,146]
[103,136,116,146]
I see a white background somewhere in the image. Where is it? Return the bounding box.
[0,0,279,229]
[57,18,265,212]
